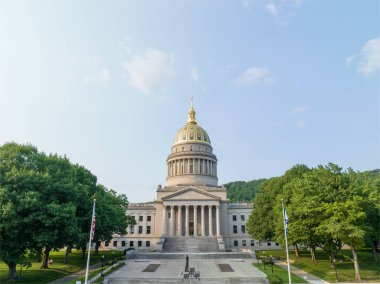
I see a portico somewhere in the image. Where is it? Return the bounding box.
[162,202,221,237]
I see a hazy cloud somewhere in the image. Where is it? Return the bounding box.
[83,68,111,85]
[357,38,380,75]
[293,106,309,113]
[190,67,200,82]
[266,3,278,16]
[121,48,176,94]
[236,67,274,86]
[296,120,305,128]
[265,0,303,26]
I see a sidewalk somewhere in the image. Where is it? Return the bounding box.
[274,260,330,284]
[49,262,102,284]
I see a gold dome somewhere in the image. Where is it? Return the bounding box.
[173,104,211,146]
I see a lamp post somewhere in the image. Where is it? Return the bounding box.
[270,255,274,273]
[263,251,266,270]
[101,255,105,277]
[112,251,114,268]
[255,250,259,266]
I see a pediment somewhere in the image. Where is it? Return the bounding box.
[162,187,221,201]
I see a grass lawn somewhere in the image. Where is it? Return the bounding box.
[256,249,380,283]
[0,249,122,284]
[253,263,306,283]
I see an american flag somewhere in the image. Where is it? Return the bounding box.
[91,205,96,240]
[283,208,288,236]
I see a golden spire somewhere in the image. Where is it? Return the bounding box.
[187,96,197,124]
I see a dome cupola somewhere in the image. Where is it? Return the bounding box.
[166,99,218,187]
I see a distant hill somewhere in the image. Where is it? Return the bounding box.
[225,169,379,203]
[224,179,267,203]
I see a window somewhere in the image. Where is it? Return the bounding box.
[138,241,142,247]
[146,241,151,247]
[168,212,171,218]
[138,226,143,234]
[147,215,151,222]
[121,241,126,247]
[113,241,117,247]
[234,240,238,246]
[189,159,193,173]
[276,243,279,246]
[267,242,272,246]
[129,241,134,247]
[258,241,262,246]
[131,216,136,221]
[199,161,203,174]
[130,225,134,234]
[242,240,247,247]
[139,216,143,222]
[250,240,255,247]
[105,241,109,247]
[233,225,237,234]
[182,147,184,152]
[241,215,245,221]
[147,226,151,234]
[241,225,246,234]
[232,215,237,221]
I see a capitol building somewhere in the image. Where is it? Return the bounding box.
[108,102,278,252]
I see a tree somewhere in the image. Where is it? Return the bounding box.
[0,143,47,280]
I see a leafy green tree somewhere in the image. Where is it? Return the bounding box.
[91,185,130,255]
[0,143,47,280]
[247,177,282,241]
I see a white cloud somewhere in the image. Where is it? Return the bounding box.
[266,3,278,16]
[121,48,176,94]
[236,67,274,86]
[293,106,309,113]
[296,120,305,128]
[357,38,380,75]
[265,0,302,26]
[83,68,111,85]
[190,67,200,82]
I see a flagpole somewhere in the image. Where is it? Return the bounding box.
[281,199,292,284]
[85,199,96,284]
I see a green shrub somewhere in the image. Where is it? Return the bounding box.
[268,274,283,283]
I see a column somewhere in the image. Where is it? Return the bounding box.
[162,206,167,236]
[178,206,182,236]
[135,214,139,236]
[194,205,198,236]
[170,205,175,236]
[216,205,220,236]
[143,213,147,235]
[208,206,213,236]
[185,205,189,236]
[201,205,205,236]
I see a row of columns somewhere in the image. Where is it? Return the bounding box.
[167,158,217,177]
[162,204,220,237]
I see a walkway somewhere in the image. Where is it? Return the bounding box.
[48,262,102,284]
[274,260,330,284]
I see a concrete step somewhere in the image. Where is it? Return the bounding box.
[128,252,253,260]
[163,236,219,253]
[106,277,266,283]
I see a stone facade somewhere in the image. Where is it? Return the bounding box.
[105,103,278,252]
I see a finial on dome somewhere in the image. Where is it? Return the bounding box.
[187,97,197,124]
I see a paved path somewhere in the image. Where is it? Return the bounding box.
[105,257,268,283]
[274,260,330,284]
[49,262,102,284]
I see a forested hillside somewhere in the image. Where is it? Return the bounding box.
[224,179,267,202]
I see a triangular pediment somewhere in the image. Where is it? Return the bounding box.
[162,187,221,201]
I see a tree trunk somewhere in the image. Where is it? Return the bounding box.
[36,248,42,262]
[40,247,51,269]
[351,245,361,281]
[64,246,71,264]
[329,249,335,268]
[310,246,317,264]
[371,240,378,262]
[294,243,300,257]
[82,247,86,259]
[95,241,99,255]
[7,262,18,281]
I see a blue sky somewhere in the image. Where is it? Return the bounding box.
[1,1,379,202]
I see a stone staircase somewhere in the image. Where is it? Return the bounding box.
[163,236,219,253]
